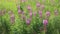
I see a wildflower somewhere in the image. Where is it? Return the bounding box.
[26,19,31,25]
[18,9,22,14]
[22,11,25,15]
[46,11,50,17]
[43,19,48,26]
[36,2,40,8]
[43,19,48,32]
[39,10,42,18]
[27,5,31,11]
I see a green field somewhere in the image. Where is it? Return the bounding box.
[0,0,60,34]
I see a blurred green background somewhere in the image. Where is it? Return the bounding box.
[0,0,60,34]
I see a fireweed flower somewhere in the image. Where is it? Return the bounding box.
[39,10,42,18]
[43,19,48,26]
[18,9,22,14]
[36,2,40,8]
[46,11,50,17]
[27,5,31,11]
[43,19,48,32]
[26,19,31,25]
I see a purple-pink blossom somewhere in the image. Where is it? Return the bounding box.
[43,19,48,26]
[39,10,42,15]
[39,10,42,18]
[26,19,31,25]
[46,11,50,17]
[27,5,31,11]
[36,2,40,7]
[18,9,22,14]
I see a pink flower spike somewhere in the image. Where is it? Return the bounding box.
[46,11,50,17]
[26,19,31,25]
[22,11,25,15]
[43,19,48,26]
[27,5,31,11]
[39,10,42,15]
[39,10,42,18]
[36,2,40,7]
[18,9,22,14]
